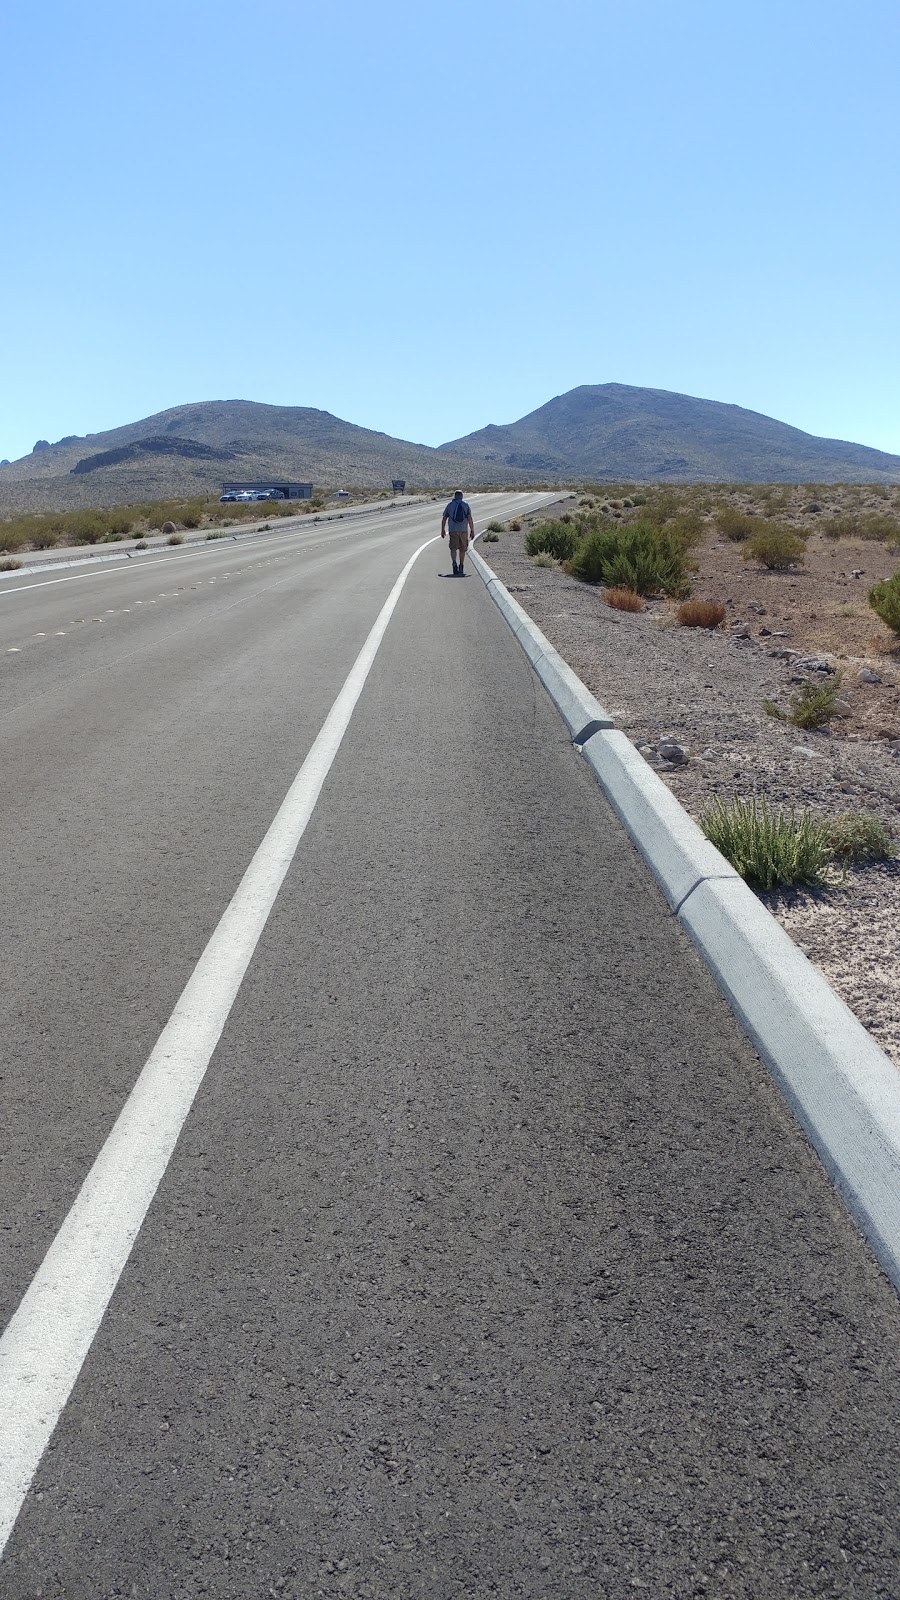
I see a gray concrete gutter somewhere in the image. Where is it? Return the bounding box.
[471,540,900,1293]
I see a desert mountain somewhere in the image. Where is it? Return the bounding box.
[442,384,900,484]
[0,400,494,514]
[2,386,898,514]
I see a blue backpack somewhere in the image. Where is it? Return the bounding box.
[449,497,469,526]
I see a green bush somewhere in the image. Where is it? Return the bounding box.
[788,674,842,729]
[525,520,580,561]
[486,519,507,532]
[868,570,900,634]
[569,521,687,595]
[743,523,806,569]
[717,507,757,541]
[699,797,833,889]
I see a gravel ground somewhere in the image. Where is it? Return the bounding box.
[481,530,900,1068]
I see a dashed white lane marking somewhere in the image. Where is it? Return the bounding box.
[0,535,436,1556]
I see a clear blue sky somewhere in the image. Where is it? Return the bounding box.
[2,0,898,463]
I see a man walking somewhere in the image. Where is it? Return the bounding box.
[441,490,475,576]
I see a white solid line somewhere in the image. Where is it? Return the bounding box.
[0,535,436,1557]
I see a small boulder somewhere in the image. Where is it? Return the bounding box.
[161,521,177,535]
[795,655,835,674]
[859,668,882,685]
[731,623,751,639]
[658,737,687,766]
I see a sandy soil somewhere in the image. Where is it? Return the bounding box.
[481,495,900,1067]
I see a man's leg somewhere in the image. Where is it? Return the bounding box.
[458,535,469,574]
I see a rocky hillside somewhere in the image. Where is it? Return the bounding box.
[3,386,898,514]
[442,384,900,484]
[0,401,517,515]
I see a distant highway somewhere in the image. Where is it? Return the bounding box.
[0,493,897,1597]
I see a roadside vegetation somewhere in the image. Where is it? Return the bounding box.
[764,674,845,730]
[0,488,387,554]
[868,570,900,636]
[699,797,893,890]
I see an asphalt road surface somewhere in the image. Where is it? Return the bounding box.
[1,495,898,1598]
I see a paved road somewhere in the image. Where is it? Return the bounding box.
[0,496,898,1597]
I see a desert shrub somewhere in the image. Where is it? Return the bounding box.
[858,513,900,544]
[570,521,687,596]
[531,552,558,568]
[0,520,30,552]
[481,530,499,543]
[868,570,900,635]
[677,599,726,628]
[664,511,705,548]
[510,518,522,531]
[206,530,227,539]
[821,514,858,539]
[699,797,833,889]
[67,510,107,544]
[30,522,64,549]
[0,556,22,570]
[788,674,842,729]
[824,812,893,865]
[167,533,184,545]
[486,519,507,532]
[603,587,644,612]
[743,524,806,569]
[181,502,204,528]
[525,520,580,561]
[716,507,757,541]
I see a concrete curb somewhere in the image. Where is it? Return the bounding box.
[470,542,900,1292]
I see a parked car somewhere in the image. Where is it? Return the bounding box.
[219,490,254,503]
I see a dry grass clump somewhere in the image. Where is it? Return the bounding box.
[0,556,23,571]
[603,586,644,612]
[677,599,725,628]
[825,812,893,865]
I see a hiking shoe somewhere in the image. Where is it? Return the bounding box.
[452,561,458,575]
